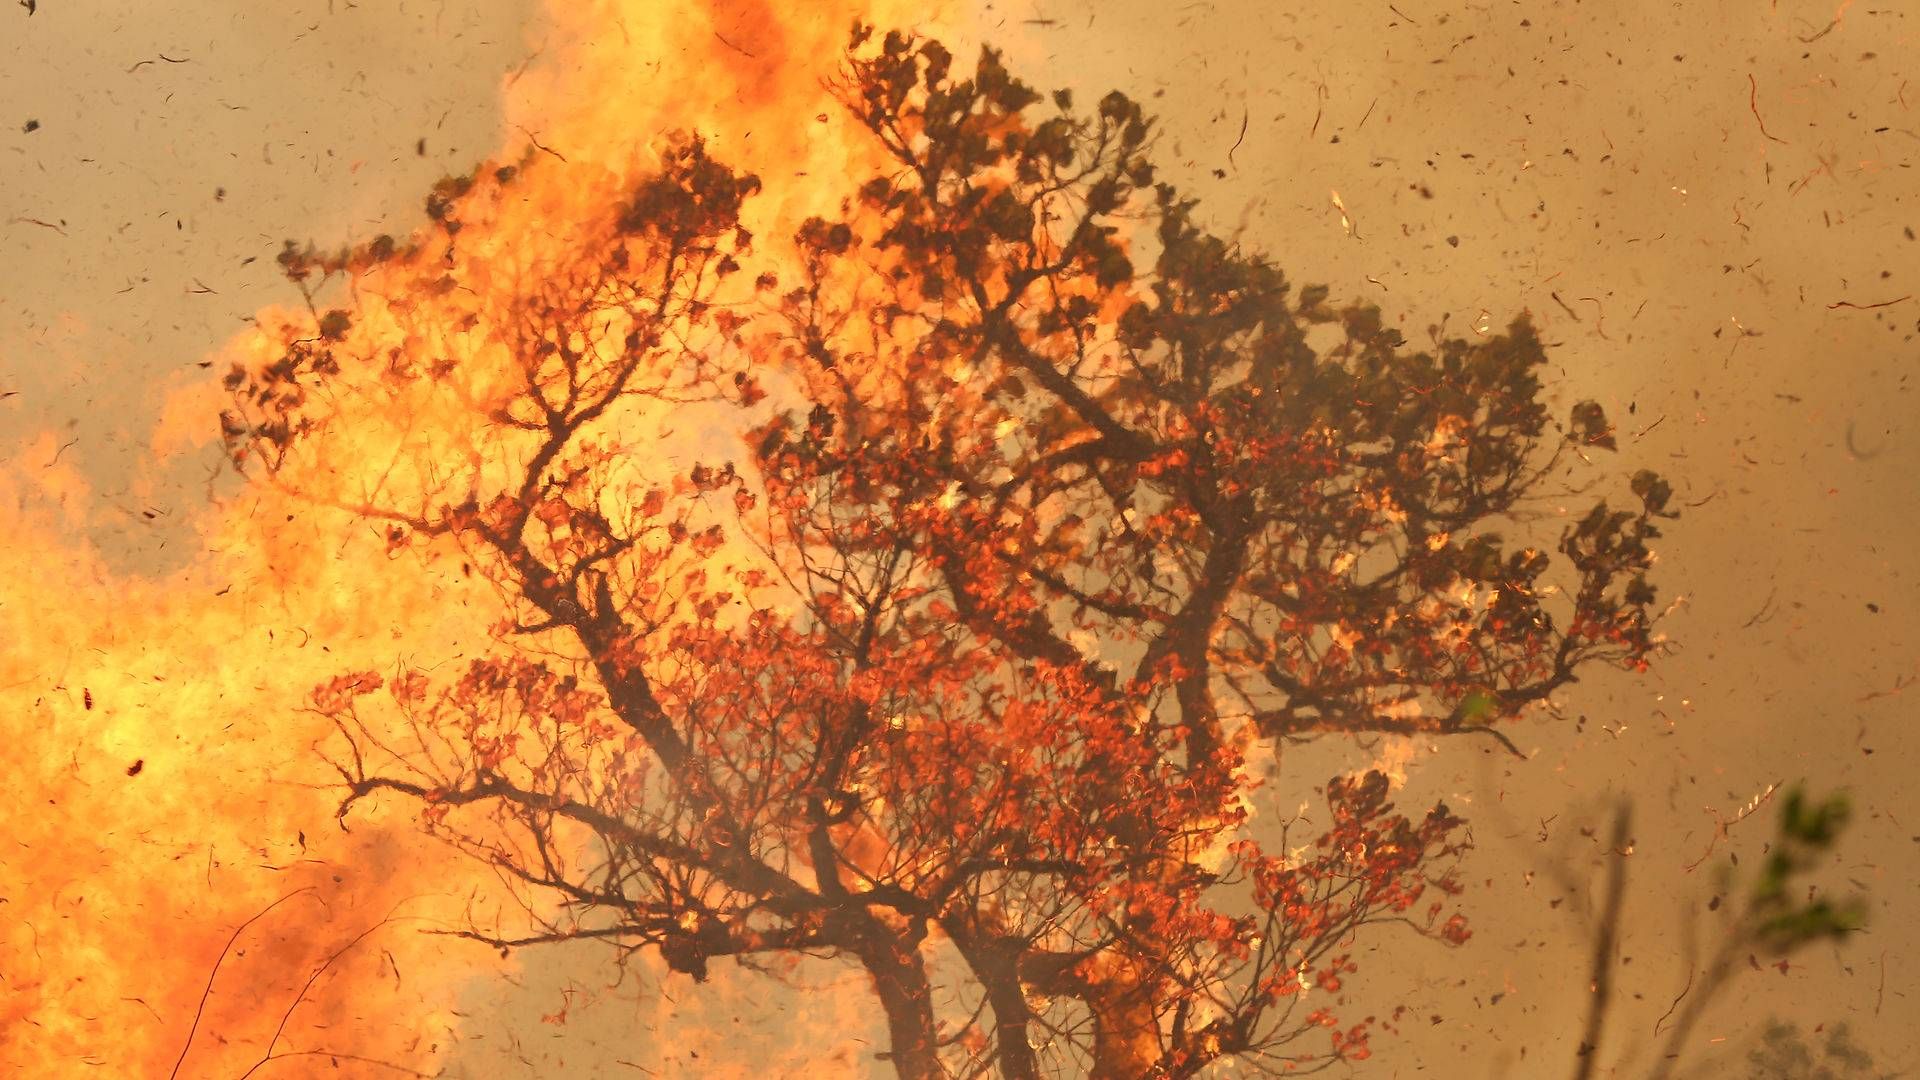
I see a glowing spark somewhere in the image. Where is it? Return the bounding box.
[1328,189,1358,238]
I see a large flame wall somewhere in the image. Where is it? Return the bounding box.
[1,1,966,1074]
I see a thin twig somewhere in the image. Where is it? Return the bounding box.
[1227,106,1249,168]
[1748,74,1788,145]
[1652,966,1693,1037]
[1857,672,1914,704]
[1576,296,1608,339]
[9,216,67,235]
[515,125,568,163]
[241,916,409,1079]
[1467,724,1527,759]
[1796,18,1839,43]
[169,888,317,1080]
[1683,780,1781,872]
[237,1049,432,1077]
[1827,294,1910,311]
[1740,586,1778,630]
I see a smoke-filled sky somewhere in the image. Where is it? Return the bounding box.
[3,0,1914,1076]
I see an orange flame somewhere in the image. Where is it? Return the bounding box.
[2,0,964,1073]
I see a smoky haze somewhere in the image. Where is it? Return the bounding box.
[2,0,1912,1076]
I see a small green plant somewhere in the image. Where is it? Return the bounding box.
[1642,784,1868,1080]
[1750,788,1866,946]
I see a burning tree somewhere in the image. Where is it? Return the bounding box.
[223,25,1672,1079]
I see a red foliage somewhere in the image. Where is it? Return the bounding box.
[231,24,1673,1080]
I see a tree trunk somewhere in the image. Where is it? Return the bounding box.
[945,924,1042,1080]
[1082,961,1162,1079]
[857,928,947,1080]
[1027,947,1165,1078]
[980,969,1042,1080]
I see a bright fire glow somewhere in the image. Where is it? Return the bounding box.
[1,1,957,1073]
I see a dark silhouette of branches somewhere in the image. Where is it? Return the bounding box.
[222,24,1679,1079]
[169,888,318,1080]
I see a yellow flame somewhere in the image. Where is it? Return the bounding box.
[3,0,972,1073]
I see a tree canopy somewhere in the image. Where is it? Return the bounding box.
[223,24,1674,1079]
